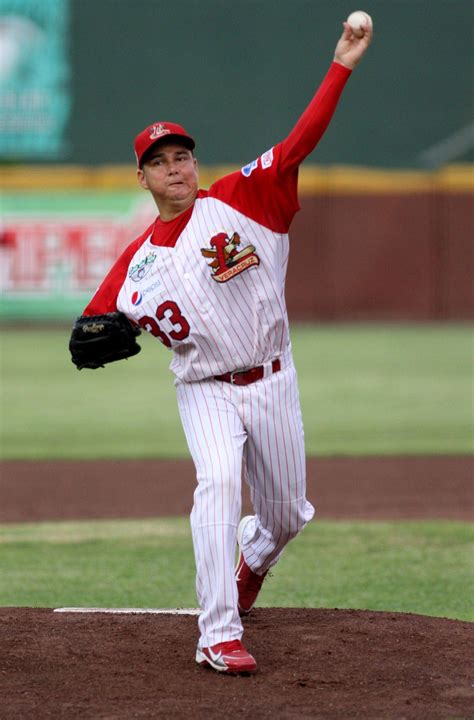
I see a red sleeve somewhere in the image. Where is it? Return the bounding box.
[279,61,352,172]
[208,144,295,234]
[83,224,153,316]
[208,62,351,234]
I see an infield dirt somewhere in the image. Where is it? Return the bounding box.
[1,455,472,523]
[1,455,472,719]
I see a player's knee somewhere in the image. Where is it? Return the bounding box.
[194,468,241,505]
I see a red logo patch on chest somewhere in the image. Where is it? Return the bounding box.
[201,232,259,283]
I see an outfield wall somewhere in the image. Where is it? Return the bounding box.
[289,188,473,321]
[1,165,472,321]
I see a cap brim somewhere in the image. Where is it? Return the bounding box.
[140,134,195,166]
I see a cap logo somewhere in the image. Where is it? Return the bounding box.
[149,123,171,140]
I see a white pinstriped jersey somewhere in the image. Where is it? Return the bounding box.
[84,62,352,383]
[115,150,295,382]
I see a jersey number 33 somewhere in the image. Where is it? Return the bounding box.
[138,300,190,348]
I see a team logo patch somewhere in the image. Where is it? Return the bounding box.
[149,123,170,140]
[129,252,157,282]
[241,159,258,177]
[261,147,274,169]
[131,291,142,306]
[201,232,259,283]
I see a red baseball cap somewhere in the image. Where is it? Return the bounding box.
[134,121,195,167]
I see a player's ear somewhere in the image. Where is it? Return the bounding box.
[137,168,148,190]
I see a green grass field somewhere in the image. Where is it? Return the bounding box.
[0,324,472,618]
[0,518,472,621]
[0,324,472,459]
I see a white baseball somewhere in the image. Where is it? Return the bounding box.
[347,10,373,38]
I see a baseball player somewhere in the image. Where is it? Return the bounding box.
[69,21,372,674]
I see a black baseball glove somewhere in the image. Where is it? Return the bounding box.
[69,312,142,370]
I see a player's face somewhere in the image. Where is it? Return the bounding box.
[137,142,198,218]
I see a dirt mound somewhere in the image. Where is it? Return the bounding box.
[1,607,472,719]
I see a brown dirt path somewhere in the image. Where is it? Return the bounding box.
[0,455,472,523]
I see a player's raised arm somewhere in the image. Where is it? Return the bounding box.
[279,17,373,171]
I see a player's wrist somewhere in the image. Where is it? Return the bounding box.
[331,59,353,73]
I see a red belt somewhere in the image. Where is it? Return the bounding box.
[215,359,281,386]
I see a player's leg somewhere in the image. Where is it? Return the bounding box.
[241,355,314,576]
[176,379,247,648]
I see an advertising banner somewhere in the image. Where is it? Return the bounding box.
[0,192,155,319]
[0,0,71,159]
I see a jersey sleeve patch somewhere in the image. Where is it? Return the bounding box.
[241,159,258,177]
[260,147,274,169]
[240,148,274,178]
[212,143,299,233]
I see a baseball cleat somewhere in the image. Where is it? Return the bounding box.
[196,639,257,674]
[235,515,268,616]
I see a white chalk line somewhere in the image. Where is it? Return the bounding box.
[54,607,200,615]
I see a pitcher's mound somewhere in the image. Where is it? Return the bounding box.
[1,607,472,719]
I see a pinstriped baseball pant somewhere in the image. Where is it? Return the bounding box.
[176,350,314,648]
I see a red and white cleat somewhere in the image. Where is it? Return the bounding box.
[196,639,257,674]
[235,515,268,616]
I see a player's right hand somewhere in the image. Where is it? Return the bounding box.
[333,21,373,70]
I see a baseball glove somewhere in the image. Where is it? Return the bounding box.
[69,312,142,370]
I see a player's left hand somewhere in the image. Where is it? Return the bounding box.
[69,312,142,370]
[334,21,373,70]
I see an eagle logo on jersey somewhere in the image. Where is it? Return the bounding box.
[201,232,259,283]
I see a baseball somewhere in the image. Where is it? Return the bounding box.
[347,10,373,38]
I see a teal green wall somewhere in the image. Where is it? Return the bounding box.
[65,0,472,167]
